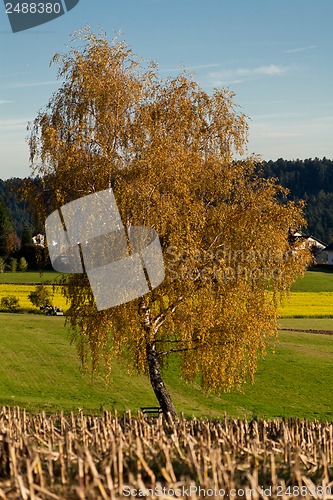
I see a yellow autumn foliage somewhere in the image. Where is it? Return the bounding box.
[24,29,311,414]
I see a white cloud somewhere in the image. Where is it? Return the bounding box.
[0,118,29,130]
[252,112,302,121]
[189,63,221,70]
[208,64,289,86]
[10,80,60,89]
[312,115,333,123]
[237,65,287,76]
[259,130,303,138]
[284,45,317,54]
[0,100,14,105]
[159,63,221,73]
[251,115,333,137]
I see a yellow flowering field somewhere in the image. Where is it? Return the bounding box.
[0,284,68,311]
[1,285,333,317]
[278,292,333,317]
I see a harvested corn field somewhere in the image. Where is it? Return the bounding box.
[0,407,333,499]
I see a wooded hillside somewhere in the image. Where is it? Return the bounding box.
[1,157,333,244]
[262,157,333,243]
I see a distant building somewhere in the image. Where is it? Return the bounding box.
[32,234,45,248]
[290,231,327,264]
[292,231,327,251]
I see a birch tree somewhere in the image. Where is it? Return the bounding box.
[28,29,311,417]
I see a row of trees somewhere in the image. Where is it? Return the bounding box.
[0,196,43,270]
[0,178,37,236]
[0,256,28,273]
[263,157,333,197]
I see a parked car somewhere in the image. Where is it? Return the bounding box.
[40,305,64,316]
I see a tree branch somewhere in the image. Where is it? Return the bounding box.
[152,294,184,332]
[153,338,198,343]
[157,338,235,357]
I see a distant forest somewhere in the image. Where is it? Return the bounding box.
[261,157,333,244]
[0,177,36,237]
[1,157,333,244]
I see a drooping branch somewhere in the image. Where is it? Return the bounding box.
[157,338,236,357]
[153,338,198,343]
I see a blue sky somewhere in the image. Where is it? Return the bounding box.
[1,0,332,179]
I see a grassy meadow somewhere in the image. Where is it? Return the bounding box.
[0,268,333,420]
[290,266,333,292]
[0,313,332,420]
[0,270,59,284]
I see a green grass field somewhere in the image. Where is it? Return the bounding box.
[290,267,333,292]
[1,268,333,419]
[0,314,332,420]
[0,270,59,284]
[1,267,332,287]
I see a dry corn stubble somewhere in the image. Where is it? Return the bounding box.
[0,407,332,499]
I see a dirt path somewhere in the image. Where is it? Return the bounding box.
[280,328,333,336]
